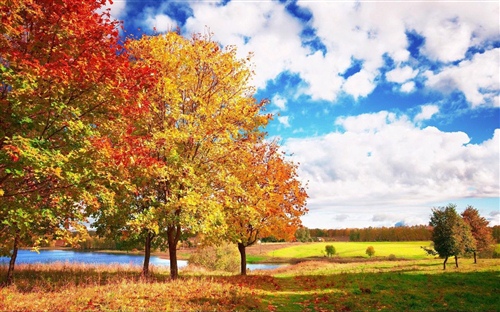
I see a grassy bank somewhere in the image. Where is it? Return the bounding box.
[1,258,499,311]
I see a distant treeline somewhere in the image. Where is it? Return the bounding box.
[307,225,500,243]
[492,225,500,243]
[308,225,432,242]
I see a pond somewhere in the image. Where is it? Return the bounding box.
[0,250,285,271]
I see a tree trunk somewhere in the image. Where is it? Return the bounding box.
[443,256,448,270]
[5,231,20,286]
[142,232,153,277]
[454,255,459,268]
[238,242,247,276]
[473,252,477,264]
[167,225,180,279]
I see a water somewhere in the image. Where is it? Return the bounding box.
[0,249,284,270]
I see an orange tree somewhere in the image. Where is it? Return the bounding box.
[461,206,495,263]
[0,0,130,284]
[220,139,308,275]
[91,32,269,279]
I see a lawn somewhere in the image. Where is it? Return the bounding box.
[267,241,434,259]
[1,257,499,311]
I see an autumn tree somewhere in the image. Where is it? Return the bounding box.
[220,140,308,275]
[430,204,476,270]
[461,206,495,263]
[0,0,131,284]
[92,32,269,279]
[365,246,375,257]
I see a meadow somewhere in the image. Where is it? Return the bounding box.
[264,241,434,260]
[1,242,499,311]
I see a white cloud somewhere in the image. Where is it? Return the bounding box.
[98,0,127,20]
[284,111,499,228]
[185,1,308,90]
[425,49,500,108]
[277,116,291,128]
[414,105,439,122]
[342,70,377,99]
[386,66,418,84]
[272,95,287,111]
[400,81,416,93]
[180,1,499,104]
[145,13,176,32]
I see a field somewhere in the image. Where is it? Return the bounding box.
[1,242,499,311]
[264,241,433,260]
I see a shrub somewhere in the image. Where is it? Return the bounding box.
[325,245,336,257]
[388,254,397,261]
[188,243,240,272]
[366,246,375,257]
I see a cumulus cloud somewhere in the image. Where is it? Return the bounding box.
[425,49,500,107]
[277,116,291,128]
[98,0,127,19]
[284,111,499,227]
[400,81,416,93]
[414,105,439,122]
[179,1,499,106]
[272,95,287,111]
[386,66,418,84]
[185,1,308,90]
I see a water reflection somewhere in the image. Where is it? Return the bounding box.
[0,250,284,270]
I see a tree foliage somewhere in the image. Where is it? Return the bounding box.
[365,246,375,257]
[430,204,476,269]
[91,32,274,279]
[325,245,335,257]
[0,1,309,283]
[461,206,495,263]
[219,139,308,275]
[0,0,130,284]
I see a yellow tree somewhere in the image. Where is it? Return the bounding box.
[222,139,308,275]
[93,32,269,279]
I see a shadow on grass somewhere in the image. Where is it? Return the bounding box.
[213,270,500,311]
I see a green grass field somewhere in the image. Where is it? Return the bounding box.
[268,241,434,259]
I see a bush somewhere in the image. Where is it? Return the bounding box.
[366,246,375,257]
[325,245,336,257]
[388,254,397,261]
[188,243,240,272]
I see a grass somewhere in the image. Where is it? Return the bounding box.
[1,257,499,311]
[268,241,434,259]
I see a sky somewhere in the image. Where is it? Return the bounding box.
[105,0,499,229]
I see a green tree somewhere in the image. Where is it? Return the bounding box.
[295,227,312,242]
[430,204,476,270]
[325,245,335,257]
[365,246,375,257]
[461,206,495,263]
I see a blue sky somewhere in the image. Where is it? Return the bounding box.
[106,0,499,229]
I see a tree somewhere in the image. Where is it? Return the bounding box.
[92,32,269,279]
[461,206,495,263]
[365,246,375,257]
[325,245,335,257]
[0,0,129,285]
[219,139,308,275]
[430,204,476,270]
[295,227,312,242]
